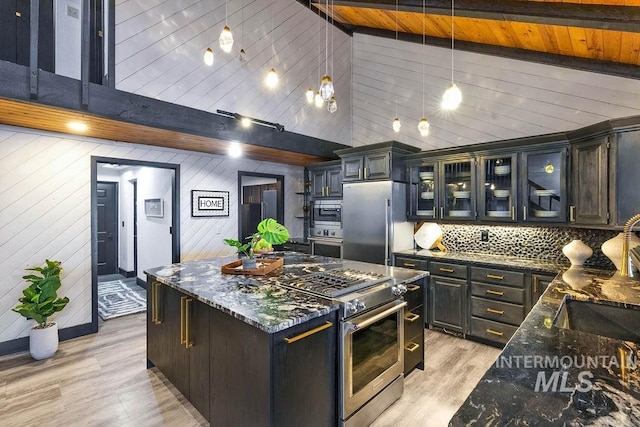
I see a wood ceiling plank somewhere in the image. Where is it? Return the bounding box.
[587,29,607,61]
[618,32,640,64]
[551,25,577,56]
[567,26,592,58]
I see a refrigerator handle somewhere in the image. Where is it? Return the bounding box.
[385,199,391,266]
[261,202,265,220]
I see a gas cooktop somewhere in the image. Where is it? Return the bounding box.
[282,268,392,298]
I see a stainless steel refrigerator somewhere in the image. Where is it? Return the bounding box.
[342,181,414,265]
[241,189,277,240]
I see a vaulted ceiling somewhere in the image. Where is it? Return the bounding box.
[303,0,640,79]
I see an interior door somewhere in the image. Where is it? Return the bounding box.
[97,181,118,275]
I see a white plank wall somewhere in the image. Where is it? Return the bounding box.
[115,0,352,146]
[0,125,305,343]
[352,33,640,150]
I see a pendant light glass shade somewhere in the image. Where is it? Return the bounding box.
[266,68,278,88]
[219,26,234,53]
[327,96,337,113]
[418,118,430,136]
[305,88,314,104]
[319,75,334,101]
[392,117,401,133]
[441,83,462,111]
[314,91,324,108]
[238,48,247,64]
[203,47,214,66]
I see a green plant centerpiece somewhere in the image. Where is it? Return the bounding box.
[12,259,70,360]
[223,218,290,268]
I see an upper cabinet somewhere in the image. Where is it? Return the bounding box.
[407,161,439,220]
[336,141,421,183]
[521,147,568,223]
[478,153,518,222]
[613,128,640,227]
[441,158,476,221]
[308,160,342,199]
[569,135,610,225]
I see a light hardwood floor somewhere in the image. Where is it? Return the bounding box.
[0,315,500,427]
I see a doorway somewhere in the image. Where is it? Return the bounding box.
[237,171,284,242]
[91,157,180,332]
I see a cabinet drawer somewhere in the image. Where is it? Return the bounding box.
[404,335,423,374]
[404,306,423,342]
[430,261,467,279]
[395,256,428,271]
[471,281,525,304]
[470,297,525,326]
[470,266,524,287]
[469,316,518,345]
[404,281,424,310]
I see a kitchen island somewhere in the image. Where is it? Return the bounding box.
[450,268,640,426]
[145,252,428,427]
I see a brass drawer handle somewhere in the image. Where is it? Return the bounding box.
[486,274,504,280]
[403,262,416,267]
[180,296,187,345]
[486,289,504,296]
[533,276,539,294]
[185,298,193,348]
[153,282,162,324]
[439,267,454,273]
[151,282,156,323]
[405,342,420,352]
[404,312,420,322]
[486,328,504,337]
[407,284,420,292]
[486,308,504,315]
[358,168,362,179]
[285,321,333,344]
[364,167,368,179]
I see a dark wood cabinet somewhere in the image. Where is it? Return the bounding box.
[613,128,640,226]
[342,156,364,182]
[308,161,342,198]
[243,183,277,203]
[521,147,568,223]
[430,275,466,333]
[531,273,556,303]
[403,279,425,375]
[364,151,392,180]
[337,141,420,183]
[478,153,518,222]
[570,136,610,225]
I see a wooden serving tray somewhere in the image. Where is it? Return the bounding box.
[221,257,284,276]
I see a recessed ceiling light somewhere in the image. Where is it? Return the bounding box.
[241,117,251,128]
[67,121,88,132]
[228,142,242,158]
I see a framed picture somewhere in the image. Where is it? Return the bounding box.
[192,190,229,217]
[144,198,164,217]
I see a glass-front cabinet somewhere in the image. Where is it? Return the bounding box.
[441,159,476,221]
[408,161,438,220]
[478,154,517,222]
[521,148,568,222]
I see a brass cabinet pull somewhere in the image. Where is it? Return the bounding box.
[433,207,436,218]
[404,312,420,322]
[407,284,420,292]
[153,282,162,324]
[440,206,444,218]
[364,167,368,179]
[486,308,504,315]
[284,321,333,344]
[511,206,515,220]
[570,205,576,222]
[486,328,504,337]
[486,274,504,280]
[533,276,539,294]
[486,289,504,296]
[405,342,420,352]
[185,298,193,348]
[151,282,156,323]
[180,296,187,345]
[439,267,454,273]
[523,205,527,221]
[358,168,362,179]
[403,262,416,267]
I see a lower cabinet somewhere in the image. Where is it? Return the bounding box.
[403,279,425,375]
[532,273,556,303]
[430,276,466,333]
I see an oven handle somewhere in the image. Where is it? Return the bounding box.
[308,237,343,245]
[347,300,407,331]
[384,199,390,266]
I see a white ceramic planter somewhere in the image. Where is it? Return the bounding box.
[602,232,640,271]
[562,239,593,266]
[30,322,59,360]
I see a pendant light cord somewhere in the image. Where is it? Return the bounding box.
[451,0,455,83]
[422,0,425,118]
[325,0,329,75]
[395,0,398,118]
[240,0,243,46]
[331,0,334,78]
[225,0,228,25]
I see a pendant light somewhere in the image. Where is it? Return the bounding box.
[441,0,462,110]
[238,0,247,63]
[314,91,324,108]
[327,96,337,113]
[203,47,214,66]
[319,0,334,101]
[392,0,400,132]
[219,0,234,53]
[418,0,429,137]
[306,88,315,104]
[265,2,278,88]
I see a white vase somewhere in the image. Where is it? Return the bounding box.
[29,322,58,360]
[562,239,593,266]
[602,232,640,271]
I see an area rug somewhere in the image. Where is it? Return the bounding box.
[98,280,147,320]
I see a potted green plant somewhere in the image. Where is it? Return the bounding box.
[12,259,69,360]
[223,218,290,269]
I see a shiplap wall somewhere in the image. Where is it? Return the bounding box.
[115,0,352,146]
[0,125,304,343]
[352,33,640,150]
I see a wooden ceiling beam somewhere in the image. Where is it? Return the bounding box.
[322,0,640,33]
[353,26,640,80]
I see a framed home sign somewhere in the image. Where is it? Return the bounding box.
[191,190,229,217]
[144,198,164,217]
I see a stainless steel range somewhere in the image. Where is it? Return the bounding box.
[282,268,408,427]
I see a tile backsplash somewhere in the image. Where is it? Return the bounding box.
[425,224,621,270]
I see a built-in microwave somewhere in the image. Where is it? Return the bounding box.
[311,200,342,227]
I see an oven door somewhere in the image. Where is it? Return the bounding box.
[341,299,406,419]
[311,202,342,227]
[310,238,343,258]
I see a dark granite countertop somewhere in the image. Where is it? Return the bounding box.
[450,268,640,426]
[395,249,573,274]
[145,252,428,334]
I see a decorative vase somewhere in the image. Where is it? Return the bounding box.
[562,239,592,266]
[602,232,640,271]
[30,322,58,360]
[242,258,257,269]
